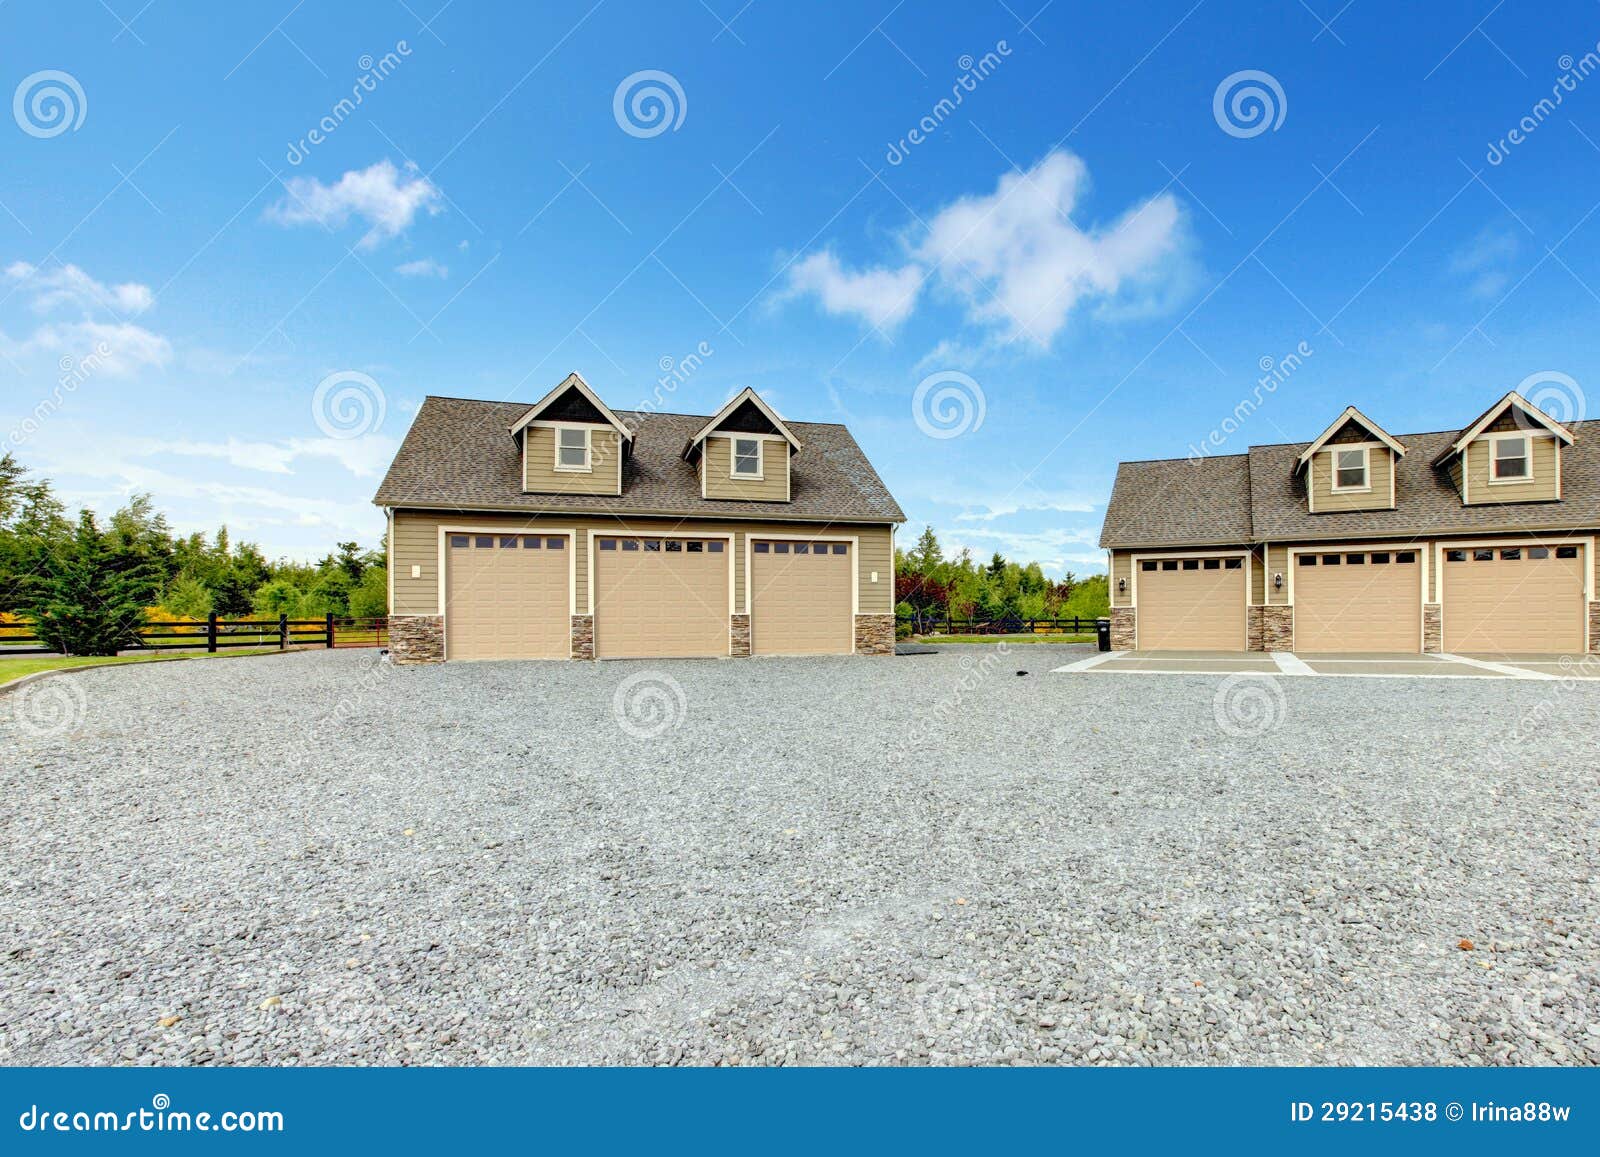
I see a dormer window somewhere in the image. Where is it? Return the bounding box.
[732,437,763,478]
[1490,434,1529,481]
[1333,447,1369,491]
[556,426,591,472]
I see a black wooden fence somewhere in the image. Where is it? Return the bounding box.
[0,615,388,657]
[897,613,1103,636]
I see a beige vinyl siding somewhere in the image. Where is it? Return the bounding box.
[390,510,894,616]
[701,436,789,501]
[1265,543,1291,603]
[1110,551,1134,607]
[1250,546,1266,604]
[1445,456,1464,499]
[1462,435,1560,504]
[523,425,623,495]
[1309,446,1395,512]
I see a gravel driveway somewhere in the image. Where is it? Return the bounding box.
[3,646,1597,1066]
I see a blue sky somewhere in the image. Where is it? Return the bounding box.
[5,1,1600,573]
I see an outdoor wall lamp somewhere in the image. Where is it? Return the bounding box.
[1117,577,1127,594]
[1273,572,1284,591]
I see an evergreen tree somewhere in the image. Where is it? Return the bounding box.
[20,509,162,655]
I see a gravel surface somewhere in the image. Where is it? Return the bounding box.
[3,645,1598,1066]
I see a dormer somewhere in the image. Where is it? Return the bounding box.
[509,372,633,497]
[682,387,802,502]
[1430,391,1573,506]
[1296,406,1406,513]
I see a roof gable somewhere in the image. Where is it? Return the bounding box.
[686,388,802,458]
[1431,391,1576,465]
[509,372,633,442]
[1296,406,1406,468]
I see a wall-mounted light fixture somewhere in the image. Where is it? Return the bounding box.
[1273,572,1284,591]
[1117,577,1127,594]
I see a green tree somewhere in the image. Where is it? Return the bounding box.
[348,567,388,618]
[19,509,162,655]
[160,571,214,619]
[252,580,305,618]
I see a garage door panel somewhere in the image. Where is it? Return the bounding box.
[751,539,853,654]
[595,537,729,658]
[1136,558,1246,650]
[1443,545,1585,654]
[1294,550,1421,653]
[446,533,570,660]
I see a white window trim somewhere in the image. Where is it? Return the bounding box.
[1486,432,1533,484]
[730,435,764,480]
[553,425,593,473]
[1330,445,1371,493]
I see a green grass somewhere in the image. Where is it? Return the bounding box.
[0,648,282,685]
[911,633,1096,645]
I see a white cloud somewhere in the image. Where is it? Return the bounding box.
[267,159,443,248]
[3,320,171,376]
[949,489,1101,521]
[5,261,154,315]
[394,257,448,279]
[784,250,922,330]
[135,433,400,478]
[784,150,1187,347]
[1449,226,1520,300]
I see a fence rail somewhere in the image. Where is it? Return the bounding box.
[0,614,388,656]
[897,614,1105,636]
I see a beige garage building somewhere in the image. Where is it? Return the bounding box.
[1102,396,1599,656]
[375,375,904,662]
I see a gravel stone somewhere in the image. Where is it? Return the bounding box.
[1,646,1597,1066]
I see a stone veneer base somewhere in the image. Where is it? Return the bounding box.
[1423,603,1443,653]
[853,614,895,655]
[1257,605,1293,651]
[389,615,444,664]
[730,614,751,657]
[570,615,595,660]
[1109,607,1136,650]
[1589,602,1600,654]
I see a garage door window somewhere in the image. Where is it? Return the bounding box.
[450,535,469,548]
[1161,561,1178,571]
[1447,550,1466,562]
[1322,555,1340,565]
[1557,546,1579,559]
[1300,555,1316,566]
[1530,547,1549,559]
[599,539,617,550]
[1141,561,1156,571]
[794,543,809,554]
[709,541,724,553]
[1473,549,1493,562]
[623,540,640,551]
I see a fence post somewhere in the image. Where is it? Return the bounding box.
[278,613,288,651]
[207,612,218,654]
[325,611,335,649]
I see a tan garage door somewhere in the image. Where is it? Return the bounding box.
[750,539,853,655]
[1442,544,1587,654]
[594,536,730,658]
[445,532,571,660]
[1293,549,1421,652]
[1136,557,1246,650]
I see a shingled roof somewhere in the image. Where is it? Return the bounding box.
[373,395,905,523]
[1101,419,1600,548]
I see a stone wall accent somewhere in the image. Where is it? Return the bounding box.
[730,613,751,657]
[853,613,895,655]
[1259,605,1293,651]
[1423,603,1443,653]
[390,615,444,664]
[1589,602,1600,654]
[570,615,595,660]
[1247,607,1264,652]
[1110,607,1136,650]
